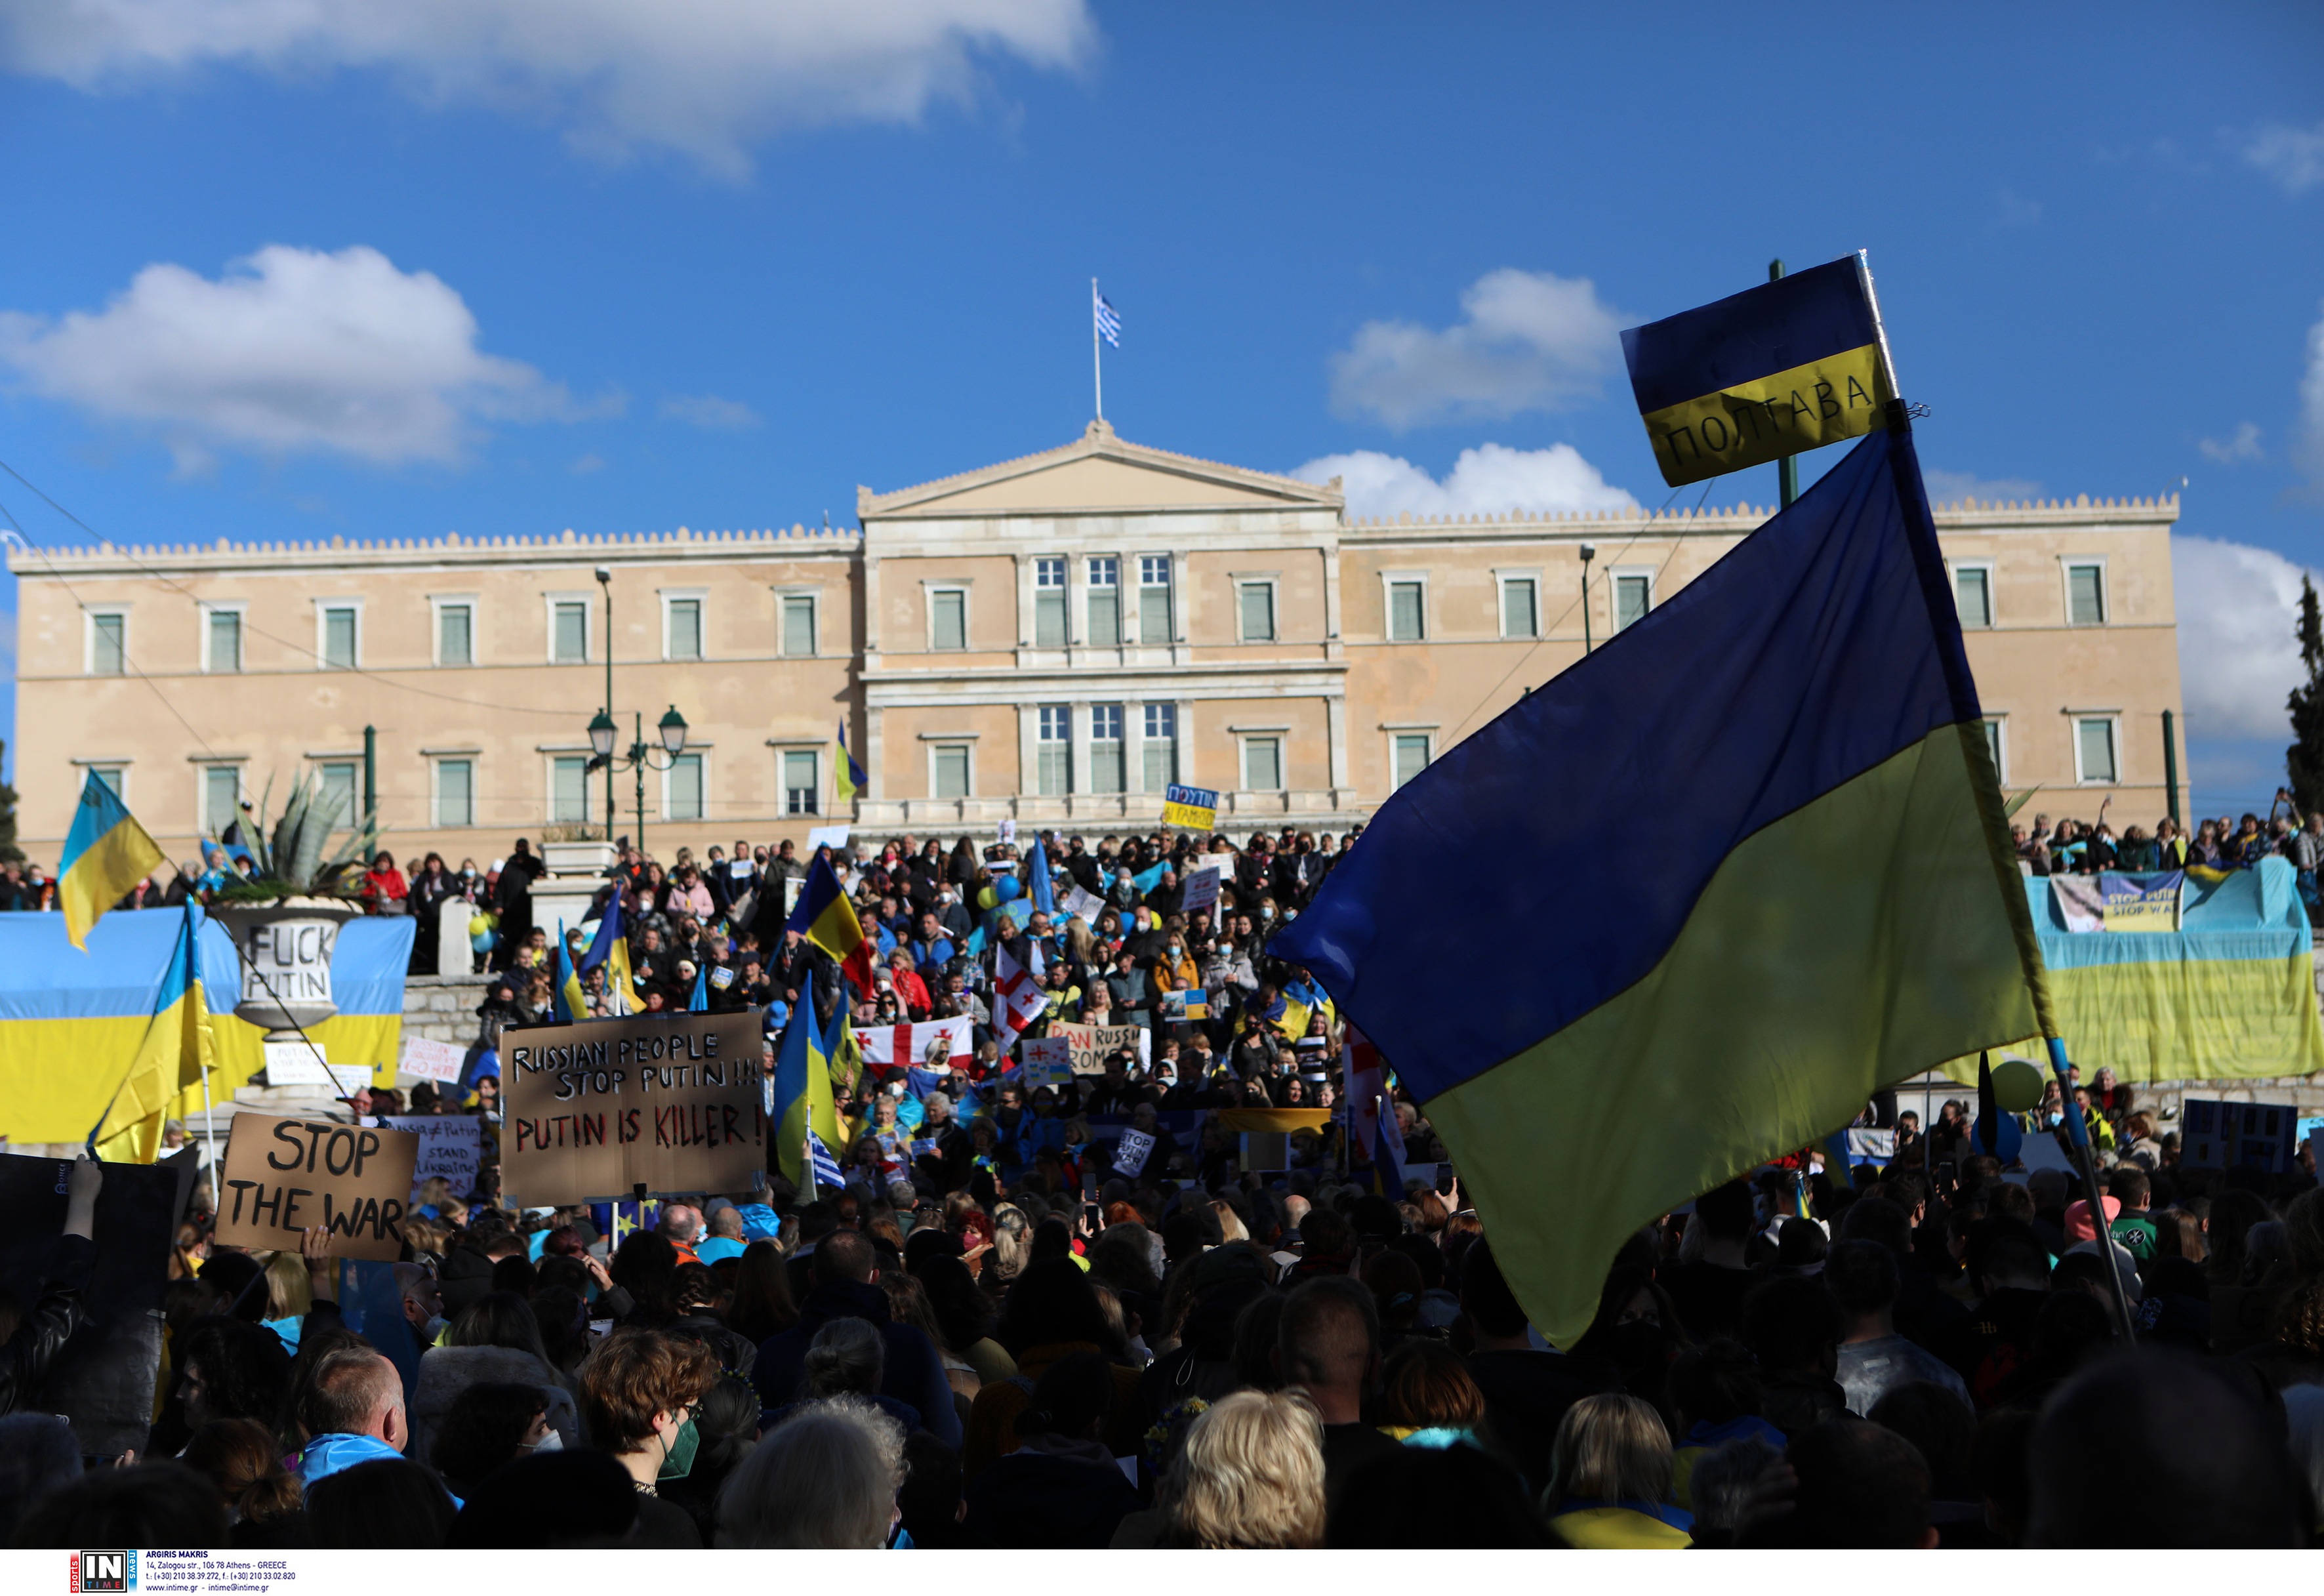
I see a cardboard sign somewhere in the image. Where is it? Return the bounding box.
[1179,864,1221,917]
[400,1036,467,1084]
[1163,784,1219,831]
[214,1113,420,1261]
[1020,1034,1075,1088]
[2181,1098,2298,1173]
[380,1113,484,1203]
[503,1008,768,1203]
[1074,1021,1151,1074]
[1113,1127,1155,1177]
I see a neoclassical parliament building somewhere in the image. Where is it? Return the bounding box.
[12,419,2186,863]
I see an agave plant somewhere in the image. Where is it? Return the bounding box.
[216,772,380,902]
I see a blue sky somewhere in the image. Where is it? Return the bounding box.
[1,2,2319,813]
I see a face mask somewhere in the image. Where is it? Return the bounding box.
[657,1416,700,1481]
[525,1430,563,1454]
[420,1315,449,1343]
[1260,908,1274,920]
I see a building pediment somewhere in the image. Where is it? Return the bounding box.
[858,420,1343,519]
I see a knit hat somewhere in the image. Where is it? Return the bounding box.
[2063,1195,2122,1242]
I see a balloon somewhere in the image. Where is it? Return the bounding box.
[977,886,998,911]
[1969,1113,2024,1164]
[468,912,491,936]
[470,930,497,953]
[1989,1056,2045,1113]
[995,875,1022,903]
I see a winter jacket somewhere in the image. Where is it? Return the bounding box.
[750,1278,960,1448]
[410,1344,580,1463]
[0,1235,96,1416]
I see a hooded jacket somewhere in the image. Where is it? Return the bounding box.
[410,1344,581,1461]
[750,1277,960,1448]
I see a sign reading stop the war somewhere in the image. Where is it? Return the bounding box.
[503,1008,767,1204]
[215,1113,420,1261]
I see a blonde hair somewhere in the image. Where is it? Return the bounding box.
[1209,1198,1250,1245]
[260,1251,312,1322]
[1545,1392,1672,1510]
[1165,1389,1326,1549]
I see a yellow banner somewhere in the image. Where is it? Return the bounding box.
[1641,343,1892,487]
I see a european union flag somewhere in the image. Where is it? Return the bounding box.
[1271,417,2043,1346]
[1621,255,1893,487]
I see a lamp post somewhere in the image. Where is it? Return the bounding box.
[594,567,615,839]
[1579,542,1597,656]
[587,704,689,860]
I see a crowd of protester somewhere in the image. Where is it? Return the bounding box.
[3,821,2323,1552]
[2014,789,2324,920]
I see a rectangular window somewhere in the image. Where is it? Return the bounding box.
[321,605,358,669]
[933,744,971,800]
[1037,705,1072,796]
[1238,582,1276,643]
[668,753,704,821]
[1143,703,1177,792]
[206,610,243,674]
[1090,703,1126,794]
[202,766,240,836]
[1034,558,1068,647]
[1981,720,2006,783]
[317,762,358,826]
[1388,581,1425,642]
[2068,563,2106,626]
[551,756,592,823]
[1242,737,1283,792]
[552,601,588,663]
[438,603,473,666]
[436,759,474,828]
[1501,578,1538,639]
[1614,575,1651,632]
[1087,558,1119,644]
[1139,556,1173,644]
[87,766,125,799]
[1954,567,1993,629]
[2077,718,2117,784]
[666,598,703,661]
[89,613,127,676]
[781,595,817,658]
[1393,733,1432,790]
[783,751,818,816]
[932,589,967,651]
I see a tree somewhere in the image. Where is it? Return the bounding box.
[0,741,18,864]
[2287,576,2324,815]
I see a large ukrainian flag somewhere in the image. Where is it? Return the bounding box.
[770,998,842,1188]
[1273,419,2041,1347]
[1621,256,1893,487]
[58,771,166,949]
[786,853,876,999]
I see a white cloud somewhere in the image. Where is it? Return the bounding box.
[660,393,759,430]
[2243,120,2324,194]
[1328,270,1624,430]
[2172,535,2313,741]
[1921,468,2044,504]
[1290,442,1639,521]
[2199,421,2263,464]
[0,0,1095,178]
[0,244,596,468]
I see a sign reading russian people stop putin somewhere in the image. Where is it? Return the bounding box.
[504,1008,767,1204]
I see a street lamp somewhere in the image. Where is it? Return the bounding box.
[585,703,689,859]
[1579,542,1597,656]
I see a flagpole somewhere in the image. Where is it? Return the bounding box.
[1091,278,1104,422]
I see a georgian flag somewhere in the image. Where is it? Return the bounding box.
[852,1014,975,1070]
[994,944,1049,1037]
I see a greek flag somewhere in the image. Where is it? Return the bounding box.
[1094,288,1120,348]
[807,1130,845,1190]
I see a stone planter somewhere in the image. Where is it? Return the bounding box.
[211,897,362,1041]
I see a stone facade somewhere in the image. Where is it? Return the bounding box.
[10,420,2186,864]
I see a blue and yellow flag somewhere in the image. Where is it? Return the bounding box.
[553,935,587,1023]
[59,771,166,950]
[836,721,865,807]
[1272,420,2041,1346]
[771,999,842,1188]
[786,853,876,998]
[1621,256,1893,487]
[95,903,218,1162]
[578,891,640,1014]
